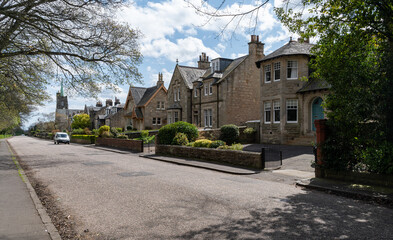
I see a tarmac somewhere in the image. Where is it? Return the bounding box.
[1,138,392,240]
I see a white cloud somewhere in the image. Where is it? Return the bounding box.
[215,43,226,52]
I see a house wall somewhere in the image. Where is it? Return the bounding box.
[167,67,189,123]
[108,109,127,130]
[218,53,261,128]
[143,88,168,130]
[259,54,327,144]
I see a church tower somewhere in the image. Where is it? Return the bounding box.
[55,80,69,131]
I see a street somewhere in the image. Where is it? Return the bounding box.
[7,136,393,239]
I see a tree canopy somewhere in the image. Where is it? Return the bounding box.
[0,0,142,131]
[71,113,90,130]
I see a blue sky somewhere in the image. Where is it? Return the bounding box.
[25,0,301,128]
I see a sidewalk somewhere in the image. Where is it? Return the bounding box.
[0,139,60,240]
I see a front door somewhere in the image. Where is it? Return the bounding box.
[312,97,324,131]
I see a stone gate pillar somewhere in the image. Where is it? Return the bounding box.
[314,119,328,178]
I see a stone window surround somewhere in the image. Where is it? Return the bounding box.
[274,62,280,81]
[273,100,280,123]
[264,102,271,124]
[287,60,298,80]
[286,99,298,123]
[153,117,162,125]
[204,109,213,127]
[264,64,271,83]
[156,101,165,110]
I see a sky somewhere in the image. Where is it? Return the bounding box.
[25,0,302,128]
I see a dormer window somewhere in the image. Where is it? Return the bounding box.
[212,59,220,72]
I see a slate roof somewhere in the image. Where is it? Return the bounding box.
[256,41,314,67]
[297,78,331,93]
[130,87,147,105]
[98,115,106,120]
[178,66,207,89]
[218,55,247,83]
[137,86,159,107]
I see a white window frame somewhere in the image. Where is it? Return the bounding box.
[265,65,271,83]
[264,102,271,124]
[204,109,212,127]
[174,111,179,122]
[209,83,213,95]
[194,88,198,97]
[152,117,157,125]
[161,102,165,110]
[286,99,298,123]
[273,101,280,123]
[177,87,180,100]
[157,117,161,125]
[157,101,161,110]
[287,60,298,80]
[174,90,177,102]
[204,84,208,96]
[274,62,280,81]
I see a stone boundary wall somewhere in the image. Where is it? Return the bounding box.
[96,138,143,152]
[125,130,158,139]
[156,144,262,169]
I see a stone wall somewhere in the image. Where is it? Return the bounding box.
[95,138,143,152]
[70,138,92,144]
[156,144,262,169]
[143,88,168,130]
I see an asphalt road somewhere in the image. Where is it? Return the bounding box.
[8,136,393,239]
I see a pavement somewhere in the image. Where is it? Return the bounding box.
[0,139,60,240]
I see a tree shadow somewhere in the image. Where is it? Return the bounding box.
[174,190,393,239]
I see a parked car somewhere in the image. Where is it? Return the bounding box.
[54,132,70,144]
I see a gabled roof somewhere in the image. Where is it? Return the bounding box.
[130,87,147,104]
[256,41,314,68]
[218,55,248,83]
[137,86,159,107]
[177,65,208,89]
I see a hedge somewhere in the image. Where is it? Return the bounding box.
[157,121,198,145]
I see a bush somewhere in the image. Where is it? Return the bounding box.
[157,121,198,145]
[141,130,149,138]
[220,124,239,145]
[98,125,110,136]
[172,132,189,145]
[71,135,96,143]
[83,127,92,135]
[209,140,226,148]
[361,141,393,174]
[71,128,84,135]
[126,125,133,131]
[244,127,256,135]
[101,131,112,138]
[192,139,213,148]
[110,127,119,137]
[92,129,99,136]
[116,127,123,133]
[218,143,243,151]
[186,142,194,147]
[116,134,128,139]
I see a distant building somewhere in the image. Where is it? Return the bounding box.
[124,73,168,130]
[55,84,84,131]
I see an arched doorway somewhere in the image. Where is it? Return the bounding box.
[312,97,324,131]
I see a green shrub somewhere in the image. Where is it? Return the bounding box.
[101,131,112,138]
[192,139,213,148]
[172,132,189,145]
[209,140,226,148]
[116,127,123,133]
[157,121,198,145]
[110,127,119,137]
[98,125,110,135]
[116,134,128,139]
[83,128,92,135]
[71,135,96,143]
[220,124,239,145]
[71,128,84,135]
[361,141,393,174]
[218,143,243,151]
[244,127,256,135]
[186,142,194,147]
[141,130,149,138]
[126,126,133,131]
[92,129,99,136]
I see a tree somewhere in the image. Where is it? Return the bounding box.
[276,0,393,173]
[0,0,142,128]
[71,113,90,130]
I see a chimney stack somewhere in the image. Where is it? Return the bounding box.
[248,35,264,57]
[106,99,113,107]
[96,101,103,107]
[114,97,120,106]
[198,52,211,69]
[157,72,164,86]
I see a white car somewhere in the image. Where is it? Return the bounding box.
[54,132,70,144]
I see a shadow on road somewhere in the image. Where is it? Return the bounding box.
[174,191,391,239]
[243,144,313,160]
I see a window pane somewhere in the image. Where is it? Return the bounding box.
[287,61,298,79]
[273,101,280,122]
[274,62,280,80]
[265,65,271,82]
[264,102,271,123]
[286,99,298,122]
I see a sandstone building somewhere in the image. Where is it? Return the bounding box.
[167,35,264,129]
[256,38,330,145]
[55,86,84,131]
[124,73,167,130]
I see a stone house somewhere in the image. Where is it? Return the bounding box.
[85,98,126,130]
[191,35,264,129]
[104,98,126,129]
[55,92,84,131]
[124,73,167,130]
[256,38,330,145]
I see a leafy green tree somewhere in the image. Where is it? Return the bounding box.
[277,0,393,173]
[71,114,90,130]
